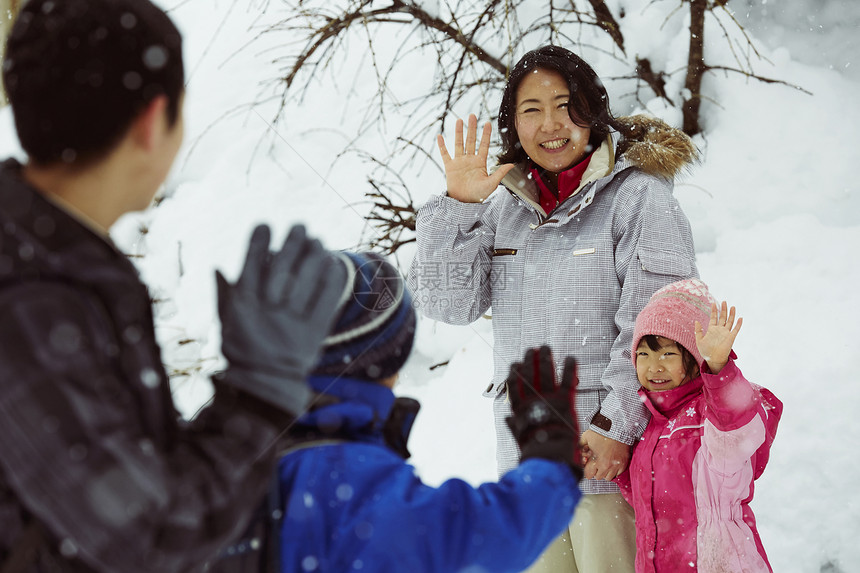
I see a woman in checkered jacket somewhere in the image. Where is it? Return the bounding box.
[407,45,699,573]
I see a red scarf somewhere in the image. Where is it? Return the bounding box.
[530,152,594,215]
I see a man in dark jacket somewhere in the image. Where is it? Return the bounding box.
[0,1,344,571]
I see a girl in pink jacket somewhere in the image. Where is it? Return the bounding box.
[613,279,782,572]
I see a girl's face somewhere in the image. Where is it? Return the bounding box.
[514,68,592,173]
[635,337,694,392]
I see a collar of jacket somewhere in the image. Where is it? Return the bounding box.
[302,376,419,457]
[499,114,698,219]
[0,158,137,282]
[530,150,594,214]
[638,375,704,420]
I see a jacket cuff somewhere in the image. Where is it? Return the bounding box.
[700,350,738,387]
[590,407,643,445]
[214,368,313,419]
[419,193,491,228]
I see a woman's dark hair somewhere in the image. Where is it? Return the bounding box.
[640,335,700,381]
[497,45,626,166]
[3,0,184,166]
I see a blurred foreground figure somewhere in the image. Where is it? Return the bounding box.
[276,251,585,572]
[0,1,344,570]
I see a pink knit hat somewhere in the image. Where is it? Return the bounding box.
[632,278,717,367]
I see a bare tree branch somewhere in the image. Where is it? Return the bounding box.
[682,0,707,134]
[585,0,625,54]
[636,57,673,105]
[282,0,506,97]
[705,65,813,95]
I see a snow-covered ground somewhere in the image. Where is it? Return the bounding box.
[1,1,857,571]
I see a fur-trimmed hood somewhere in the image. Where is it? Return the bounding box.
[499,114,697,216]
[614,115,698,179]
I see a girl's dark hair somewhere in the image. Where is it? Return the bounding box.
[641,335,700,381]
[3,0,184,166]
[497,45,626,166]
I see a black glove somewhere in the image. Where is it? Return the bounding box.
[216,224,347,417]
[505,346,583,480]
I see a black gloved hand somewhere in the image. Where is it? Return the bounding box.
[505,346,583,480]
[216,224,347,417]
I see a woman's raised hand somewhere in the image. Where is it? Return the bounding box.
[437,114,514,203]
[695,301,743,375]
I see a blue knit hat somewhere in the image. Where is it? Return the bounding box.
[311,251,416,381]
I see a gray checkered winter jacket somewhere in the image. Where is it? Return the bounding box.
[407,115,699,494]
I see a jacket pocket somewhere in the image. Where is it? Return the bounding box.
[637,246,693,277]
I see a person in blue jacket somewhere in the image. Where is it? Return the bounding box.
[278,251,586,573]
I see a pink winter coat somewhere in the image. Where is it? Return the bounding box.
[616,355,782,572]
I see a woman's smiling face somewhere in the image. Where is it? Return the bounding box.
[514,68,592,173]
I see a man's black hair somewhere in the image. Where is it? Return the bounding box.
[3,0,184,165]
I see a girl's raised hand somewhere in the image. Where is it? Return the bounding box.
[437,114,515,203]
[695,301,743,375]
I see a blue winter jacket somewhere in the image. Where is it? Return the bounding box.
[278,376,582,573]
